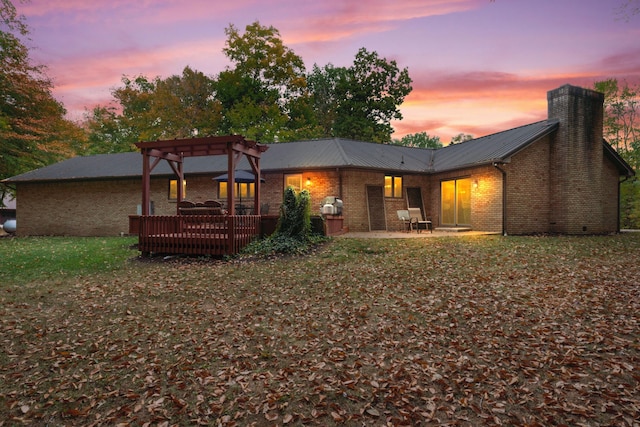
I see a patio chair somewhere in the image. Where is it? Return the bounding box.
[408,207,432,233]
[396,210,414,232]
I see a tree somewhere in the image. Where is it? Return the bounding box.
[449,133,474,145]
[82,23,413,147]
[215,68,286,141]
[333,48,412,143]
[223,21,306,104]
[83,22,315,146]
[82,105,134,154]
[220,21,315,142]
[594,78,640,228]
[392,132,442,149]
[82,75,154,153]
[307,63,347,137]
[84,67,223,152]
[594,79,639,156]
[0,0,82,186]
[147,67,222,139]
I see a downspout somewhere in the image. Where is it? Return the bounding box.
[493,162,507,236]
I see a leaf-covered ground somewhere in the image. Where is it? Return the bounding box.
[1,234,639,426]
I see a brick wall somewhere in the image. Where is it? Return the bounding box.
[341,169,381,232]
[18,180,139,236]
[601,158,622,233]
[260,170,342,216]
[16,166,506,236]
[548,85,605,234]
[470,166,504,233]
[183,168,502,234]
[151,171,342,217]
[16,177,211,236]
[14,171,347,236]
[502,135,552,234]
[429,166,503,233]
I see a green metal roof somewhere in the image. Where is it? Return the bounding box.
[3,119,632,183]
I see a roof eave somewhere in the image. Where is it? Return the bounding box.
[603,140,635,177]
[494,119,559,161]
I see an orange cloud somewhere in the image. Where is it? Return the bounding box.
[281,0,483,45]
[392,72,563,142]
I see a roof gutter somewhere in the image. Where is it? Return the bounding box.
[493,162,507,236]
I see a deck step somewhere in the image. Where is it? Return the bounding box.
[434,227,472,232]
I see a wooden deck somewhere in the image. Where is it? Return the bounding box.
[138,215,261,256]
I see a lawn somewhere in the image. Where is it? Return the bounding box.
[1,234,639,426]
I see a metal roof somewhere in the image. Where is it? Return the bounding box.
[432,119,559,172]
[5,118,631,183]
[3,152,144,182]
[3,139,435,182]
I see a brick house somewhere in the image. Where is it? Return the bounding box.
[3,84,634,236]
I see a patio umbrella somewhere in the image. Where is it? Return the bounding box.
[213,170,265,206]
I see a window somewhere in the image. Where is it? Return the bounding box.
[284,174,302,192]
[169,179,187,200]
[384,175,403,198]
[219,182,255,199]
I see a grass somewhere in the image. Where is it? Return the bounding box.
[0,236,138,286]
[0,233,639,426]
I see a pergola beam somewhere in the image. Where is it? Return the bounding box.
[135,135,268,217]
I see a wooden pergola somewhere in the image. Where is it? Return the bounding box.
[134,135,269,256]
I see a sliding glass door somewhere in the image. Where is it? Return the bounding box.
[441,178,471,226]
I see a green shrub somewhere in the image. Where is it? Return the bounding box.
[242,187,326,256]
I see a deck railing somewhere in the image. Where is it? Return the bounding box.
[138,215,261,256]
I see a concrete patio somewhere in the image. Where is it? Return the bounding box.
[338,229,502,238]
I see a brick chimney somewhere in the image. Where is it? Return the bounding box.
[547,84,605,234]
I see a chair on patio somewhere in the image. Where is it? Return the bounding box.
[396,210,414,232]
[408,207,432,233]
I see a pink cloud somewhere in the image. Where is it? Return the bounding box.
[19,0,638,143]
[281,0,483,45]
[21,0,251,23]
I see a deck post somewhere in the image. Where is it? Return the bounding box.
[177,154,184,202]
[227,144,235,216]
[141,150,150,216]
[254,159,261,215]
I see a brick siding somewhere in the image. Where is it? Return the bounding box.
[502,136,552,234]
[18,180,139,236]
[548,85,607,234]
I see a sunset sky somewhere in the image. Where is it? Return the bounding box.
[17,0,640,142]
